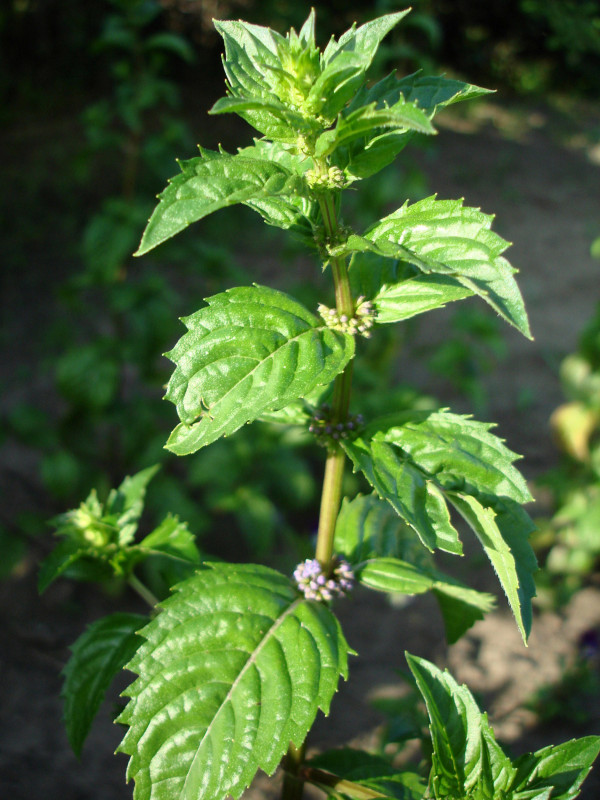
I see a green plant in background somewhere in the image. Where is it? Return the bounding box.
[40,9,600,800]
[533,302,600,606]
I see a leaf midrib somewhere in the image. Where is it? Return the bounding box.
[180,594,303,799]
[178,322,340,431]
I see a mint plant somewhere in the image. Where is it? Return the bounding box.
[40,9,600,800]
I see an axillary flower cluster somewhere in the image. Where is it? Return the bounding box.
[293,557,354,601]
[318,295,376,338]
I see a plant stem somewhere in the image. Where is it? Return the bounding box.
[282,742,306,800]
[314,190,355,572]
[128,574,159,608]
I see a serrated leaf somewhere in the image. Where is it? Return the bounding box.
[164,285,354,454]
[362,196,532,338]
[314,99,435,159]
[117,563,350,800]
[62,612,146,757]
[406,654,515,799]
[342,73,490,179]
[313,11,411,119]
[350,71,492,116]
[358,557,434,595]
[510,737,600,800]
[342,436,463,555]
[137,514,200,564]
[374,409,532,504]
[135,152,302,256]
[447,492,536,644]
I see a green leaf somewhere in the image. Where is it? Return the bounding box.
[342,436,463,555]
[362,196,532,338]
[308,749,427,799]
[137,514,200,564]
[117,563,350,800]
[62,612,146,757]
[510,737,600,800]
[406,654,515,799]
[38,538,88,593]
[373,273,474,322]
[358,557,434,595]
[314,99,435,159]
[374,409,532,504]
[342,72,490,179]
[135,151,302,256]
[447,492,537,644]
[431,580,496,645]
[334,492,432,566]
[316,12,411,118]
[351,71,492,117]
[165,285,354,454]
[105,465,160,546]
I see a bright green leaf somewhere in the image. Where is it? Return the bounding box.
[164,285,354,454]
[117,563,350,800]
[363,196,532,338]
[105,464,160,546]
[135,152,302,256]
[137,514,200,564]
[358,557,434,595]
[510,737,600,800]
[373,273,474,322]
[406,654,515,799]
[314,99,435,159]
[342,436,463,555]
[374,409,532,504]
[62,612,146,757]
[447,492,537,644]
[308,11,411,120]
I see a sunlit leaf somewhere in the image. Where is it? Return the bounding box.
[165,285,354,454]
[117,563,350,800]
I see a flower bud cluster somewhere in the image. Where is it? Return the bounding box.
[305,166,346,192]
[317,296,376,338]
[293,557,354,601]
[308,403,364,447]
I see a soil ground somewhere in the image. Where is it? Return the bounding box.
[1,95,600,799]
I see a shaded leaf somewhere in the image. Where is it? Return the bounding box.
[62,612,146,757]
[432,581,496,645]
[117,563,350,800]
[165,285,354,454]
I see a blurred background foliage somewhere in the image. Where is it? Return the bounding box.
[2,0,600,589]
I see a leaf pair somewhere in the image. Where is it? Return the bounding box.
[341,410,537,643]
